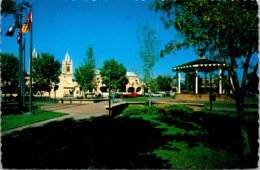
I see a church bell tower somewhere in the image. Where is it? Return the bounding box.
[62,51,73,76]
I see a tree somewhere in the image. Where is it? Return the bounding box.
[150,0,258,164]
[1,0,31,17]
[0,53,19,98]
[32,53,61,99]
[74,47,96,98]
[100,59,128,92]
[137,23,160,106]
[156,75,172,92]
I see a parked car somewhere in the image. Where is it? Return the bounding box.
[127,92,141,98]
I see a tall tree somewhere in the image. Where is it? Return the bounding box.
[150,0,258,164]
[100,59,128,92]
[32,53,61,99]
[0,53,19,98]
[137,23,160,106]
[156,75,172,92]
[74,47,96,98]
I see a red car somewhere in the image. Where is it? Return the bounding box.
[127,92,141,98]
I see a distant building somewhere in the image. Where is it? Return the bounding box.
[42,51,78,98]
[34,50,144,98]
[125,71,143,93]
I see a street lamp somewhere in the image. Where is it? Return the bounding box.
[108,66,112,116]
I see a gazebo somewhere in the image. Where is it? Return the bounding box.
[173,57,226,94]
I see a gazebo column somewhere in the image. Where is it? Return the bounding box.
[195,70,198,94]
[219,69,222,94]
[178,72,181,93]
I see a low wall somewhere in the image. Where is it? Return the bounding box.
[174,94,233,101]
[127,101,204,112]
[59,98,107,104]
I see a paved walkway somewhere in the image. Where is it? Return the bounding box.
[2,101,110,135]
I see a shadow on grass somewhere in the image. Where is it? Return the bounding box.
[2,116,169,169]
[160,111,259,168]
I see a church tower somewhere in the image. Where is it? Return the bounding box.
[62,51,73,76]
[60,51,74,86]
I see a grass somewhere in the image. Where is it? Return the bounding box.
[122,96,149,102]
[153,142,240,169]
[2,110,68,131]
[121,104,257,169]
[2,100,65,131]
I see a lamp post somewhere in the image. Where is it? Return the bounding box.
[108,66,112,116]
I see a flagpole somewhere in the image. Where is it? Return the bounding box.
[23,38,26,108]
[29,12,33,114]
[18,13,24,111]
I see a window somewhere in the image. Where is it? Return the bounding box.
[67,66,70,72]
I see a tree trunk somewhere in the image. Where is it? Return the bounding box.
[148,88,152,107]
[235,93,251,166]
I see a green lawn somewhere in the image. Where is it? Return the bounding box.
[121,105,255,168]
[123,96,149,102]
[2,110,67,131]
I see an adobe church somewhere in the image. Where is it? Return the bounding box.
[56,52,78,97]
[42,51,79,98]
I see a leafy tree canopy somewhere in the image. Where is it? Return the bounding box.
[156,75,172,91]
[100,59,128,91]
[74,46,96,94]
[32,53,61,94]
[137,23,160,85]
[0,53,19,83]
[1,0,31,17]
[0,53,19,95]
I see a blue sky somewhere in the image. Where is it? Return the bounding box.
[2,0,199,79]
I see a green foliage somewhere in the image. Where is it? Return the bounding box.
[122,106,144,116]
[144,105,162,115]
[100,59,128,91]
[1,0,31,16]
[122,105,162,117]
[137,23,160,86]
[164,105,194,118]
[0,53,19,95]
[74,46,96,96]
[32,53,61,96]
[156,75,172,91]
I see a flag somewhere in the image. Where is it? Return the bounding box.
[17,29,22,43]
[21,11,32,33]
[5,23,16,36]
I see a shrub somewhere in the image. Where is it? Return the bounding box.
[122,106,144,116]
[122,105,163,116]
[143,105,163,116]
[164,105,194,119]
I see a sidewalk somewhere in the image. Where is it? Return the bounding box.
[2,101,110,136]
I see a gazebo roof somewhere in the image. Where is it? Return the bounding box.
[173,58,226,72]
